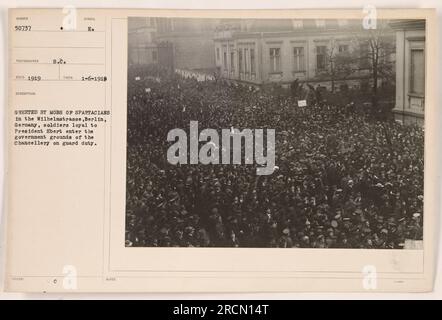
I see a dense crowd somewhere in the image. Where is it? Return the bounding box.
[125,65,424,249]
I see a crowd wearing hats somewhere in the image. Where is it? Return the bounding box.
[125,65,424,249]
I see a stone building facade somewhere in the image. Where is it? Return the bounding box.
[155,18,218,72]
[213,19,395,91]
[128,18,218,72]
[128,17,158,66]
[390,20,425,126]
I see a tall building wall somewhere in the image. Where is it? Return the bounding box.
[214,19,395,89]
[167,35,216,71]
[156,18,218,72]
[390,20,425,125]
[128,17,158,66]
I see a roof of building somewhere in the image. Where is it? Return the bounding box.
[215,19,365,33]
[389,19,426,30]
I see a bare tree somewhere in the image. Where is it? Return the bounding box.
[316,38,354,93]
[316,23,395,107]
[351,22,396,109]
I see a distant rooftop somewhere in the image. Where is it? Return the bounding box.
[214,19,368,33]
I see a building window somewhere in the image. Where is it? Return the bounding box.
[223,51,227,70]
[250,48,256,74]
[148,17,156,28]
[244,48,249,73]
[316,46,327,70]
[338,44,349,53]
[338,19,348,27]
[269,48,281,73]
[410,49,425,95]
[230,51,235,72]
[158,18,173,32]
[293,47,305,72]
[216,48,220,61]
[152,50,158,62]
[359,43,370,68]
[292,20,303,29]
[316,20,326,28]
[238,49,243,73]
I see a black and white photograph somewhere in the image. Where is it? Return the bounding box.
[125,17,425,249]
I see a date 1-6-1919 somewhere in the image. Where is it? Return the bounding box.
[81,76,107,82]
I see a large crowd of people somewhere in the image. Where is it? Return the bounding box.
[125,65,424,249]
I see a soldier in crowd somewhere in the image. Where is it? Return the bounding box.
[125,64,424,249]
